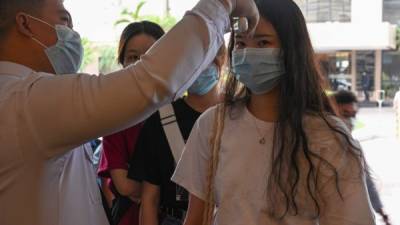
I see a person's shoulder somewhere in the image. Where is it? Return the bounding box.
[144,109,163,126]
[195,103,245,132]
[303,113,354,150]
[171,98,198,117]
[189,103,229,132]
[304,113,349,136]
[104,124,138,138]
[303,113,361,166]
[195,104,220,127]
[172,98,186,108]
[104,124,143,146]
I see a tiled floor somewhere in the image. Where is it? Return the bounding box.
[353,107,400,225]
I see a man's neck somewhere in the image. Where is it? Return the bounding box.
[0,34,54,73]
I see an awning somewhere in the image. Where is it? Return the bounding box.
[308,22,397,52]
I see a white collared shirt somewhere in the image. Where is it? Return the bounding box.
[0,0,230,224]
[41,144,109,225]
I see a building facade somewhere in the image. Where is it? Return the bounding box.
[295,0,398,102]
[382,0,400,100]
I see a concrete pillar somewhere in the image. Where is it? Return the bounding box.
[351,50,357,93]
[374,50,383,101]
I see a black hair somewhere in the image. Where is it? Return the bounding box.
[224,0,365,219]
[117,21,165,65]
[334,90,358,105]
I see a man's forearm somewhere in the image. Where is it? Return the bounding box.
[25,0,230,157]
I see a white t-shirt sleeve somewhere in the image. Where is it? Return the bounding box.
[306,116,376,225]
[18,0,229,158]
[318,147,376,225]
[172,107,216,201]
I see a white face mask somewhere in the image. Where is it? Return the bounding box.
[28,15,83,75]
[232,48,285,95]
[187,64,219,95]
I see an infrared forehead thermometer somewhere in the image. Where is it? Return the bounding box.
[233,17,248,33]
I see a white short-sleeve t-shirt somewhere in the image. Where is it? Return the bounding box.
[172,104,375,225]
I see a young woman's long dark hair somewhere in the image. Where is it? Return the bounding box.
[224,0,366,219]
[117,21,165,65]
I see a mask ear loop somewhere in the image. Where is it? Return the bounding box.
[25,14,56,49]
[26,14,55,29]
[31,37,48,49]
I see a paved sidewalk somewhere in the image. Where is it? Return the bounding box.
[353,107,400,225]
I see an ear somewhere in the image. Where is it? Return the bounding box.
[15,13,34,37]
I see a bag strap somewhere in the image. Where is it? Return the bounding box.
[159,104,186,164]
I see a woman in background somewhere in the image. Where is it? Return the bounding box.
[98,21,165,225]
[128,45,226,225]
[172,0,375,224]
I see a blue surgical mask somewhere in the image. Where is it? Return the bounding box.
[188,64,219,95]
[28,15,83,75]
[232,48,285,95]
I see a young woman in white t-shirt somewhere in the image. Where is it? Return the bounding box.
[172,0,376,225]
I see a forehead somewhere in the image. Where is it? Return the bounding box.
[235,17,278,39]
[39,0,72,25]
[41,0,66,11]
[124,34,157,53]
[255,18,277,34]
[41,0,69,16]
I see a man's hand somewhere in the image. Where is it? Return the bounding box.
[219,0,259,36]
[377,209,392,225]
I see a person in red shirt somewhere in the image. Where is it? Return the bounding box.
[97,21,165,225]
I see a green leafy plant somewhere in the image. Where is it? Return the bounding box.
[114,0,177,31]
[114,1,147,25]
[141,14,177,31]
[80,37,95,72]
[98,45,120,74]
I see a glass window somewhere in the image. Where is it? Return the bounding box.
[383,0,400,99]
[382,51,400,98]
[383,0,400,25]
[295,0,352,23]
[317,51,352,91]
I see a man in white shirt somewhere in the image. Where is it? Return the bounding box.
[0,0,259,224]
